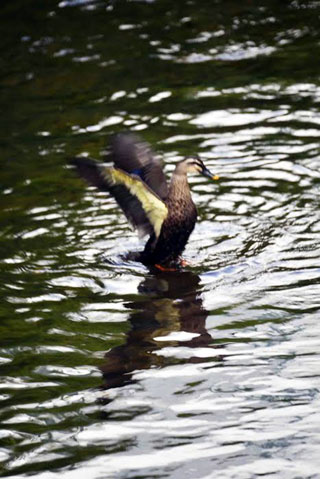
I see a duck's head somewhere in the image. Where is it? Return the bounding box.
[177,156,219,181]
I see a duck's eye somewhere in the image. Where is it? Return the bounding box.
[186,158,203,171]
[193,161,203,169]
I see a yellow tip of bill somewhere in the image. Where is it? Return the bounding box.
[212,174,219,181]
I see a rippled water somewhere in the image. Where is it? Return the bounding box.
[1,0,320,477]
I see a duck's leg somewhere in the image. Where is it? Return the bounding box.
[154,263,178,272]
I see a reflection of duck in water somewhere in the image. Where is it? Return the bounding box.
[100,270,219,391]
[71,133,218,270]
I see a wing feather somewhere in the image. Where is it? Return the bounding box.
[111,133,168,200]
[70,157,168,238]
[104,167,168,238]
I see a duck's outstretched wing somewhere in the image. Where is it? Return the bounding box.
[111,133,168,201]
[70,157,168,238]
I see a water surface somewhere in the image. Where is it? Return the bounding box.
[1,0,320,478]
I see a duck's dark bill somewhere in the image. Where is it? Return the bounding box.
[202,167,219,181]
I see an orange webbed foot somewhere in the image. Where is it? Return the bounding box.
[179,258,189,267]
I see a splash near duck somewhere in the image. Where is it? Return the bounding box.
[70,133,218,269]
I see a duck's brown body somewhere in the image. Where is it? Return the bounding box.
[71,133,217,267]
[141,174,197,265]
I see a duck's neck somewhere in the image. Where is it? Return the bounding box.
[168,171,192,203]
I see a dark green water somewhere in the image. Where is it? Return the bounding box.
[1,0,320,477]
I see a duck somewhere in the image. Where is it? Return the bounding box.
[70,133,219,270]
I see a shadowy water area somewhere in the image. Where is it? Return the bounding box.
[1,0,320,477]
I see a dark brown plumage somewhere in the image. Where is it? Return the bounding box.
[70,133,218,268]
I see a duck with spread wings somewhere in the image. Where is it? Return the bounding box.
[70,133,218,269]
